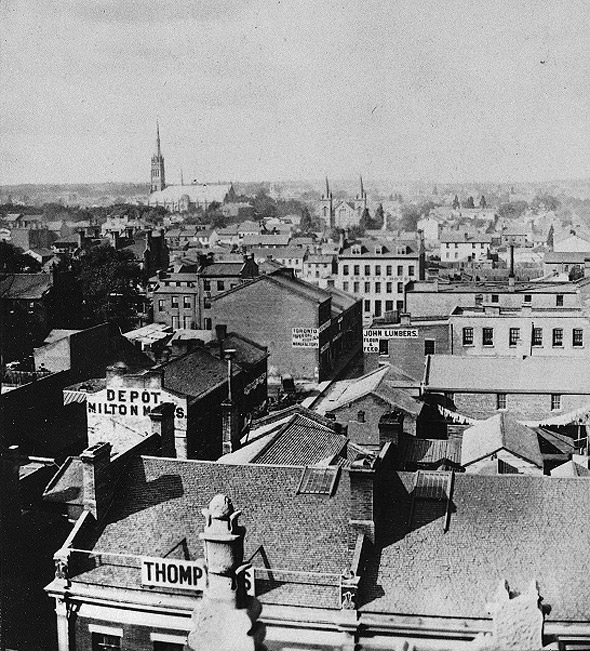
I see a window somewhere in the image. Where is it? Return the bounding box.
[203,280,211,291]
[408,265,415,277]
[424,339,435,355]
[386,265,392,275]
[158,300,164,311]
[551,394,561,411]
[374,300,382,316]
[491,294,499,303]
[153,643,184,651]
[523,294,532,304]
[353,281,360,293]
[375,265,381,276]
[379,338,389,355]
[375,282,381,293]
[532,327,543,346]
[204,317,212,330]
[171,296,179,308]
[385,300,394,312]
[353,265,360,275]
[217,280,225,291]
[183,296,191,309]
[396,300,404,311]
[364,281,371,293]
[483,327,494,346]
[397,282,403,293]
[552,328,563,347]
[462,327,474,346]
[475,293,483,305]
[496,393,507,410]
[556,294,564,307]
[397,265,403,276]
[386,282,392,293]
[573,328,584,347]
[364,299,371,312]
[364,265,371,276]
[509,327,520,347]
[343,281,349,292]
[93,634,121,651]
[342,264,349,276]
[172,316,179,329]
[183,316,192,329]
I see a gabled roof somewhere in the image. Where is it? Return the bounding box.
[205,332,267,366]
[550,460,590,477]
[425,355,590,394]
[461,412,543,468]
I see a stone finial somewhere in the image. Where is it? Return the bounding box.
[188,494,266,651]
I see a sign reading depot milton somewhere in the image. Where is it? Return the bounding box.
[141,557,254,595]
[87,387,186,420]
[363,327,419,353]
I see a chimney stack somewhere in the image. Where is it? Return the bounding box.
[215,324,228,359]
[149,402,177,458]
[400,313,411,327]
[221,349,240,456]
[80,442,112,521]
[347,455,378,548]
[509,244,515,278]
[378,411,404,448]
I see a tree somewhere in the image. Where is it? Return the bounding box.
[359,208,376,231]
[497,200,528,220]
[0,242,41,273]
[300,207,314,234]
[464,196,475,209]
[252,191,277,219]
[76,245,142,330]
[480,195,487,209]
[452,194,460,209]
[374,203,385,229]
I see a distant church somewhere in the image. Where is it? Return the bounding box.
[148,123,236,212]
[319,177,368,230]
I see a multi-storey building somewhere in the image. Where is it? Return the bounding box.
[336,238,424,322]
[439,231,492,263]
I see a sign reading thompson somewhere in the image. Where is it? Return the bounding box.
[141,557,255,595]
[363,328,419,353]
[292,327,319,348]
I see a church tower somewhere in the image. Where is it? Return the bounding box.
[353,175,368,215]
[320,176,334,230]
[150,122,166,193]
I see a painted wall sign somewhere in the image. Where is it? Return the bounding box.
[140,557,255,595]
[363,328,419,353]
[87,388,187,420]
[292,327,319,348]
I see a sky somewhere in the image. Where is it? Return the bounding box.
[2,0,590,185]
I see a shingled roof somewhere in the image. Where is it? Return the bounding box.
[362,472,590,621]
[70,456,353,609]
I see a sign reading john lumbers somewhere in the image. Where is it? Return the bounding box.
[140,557,255,595]
[292,327,319,348]
[363,328,419,353]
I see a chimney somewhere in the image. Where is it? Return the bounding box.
[400,312,411,327]
[347,455,378,548]
[105,361,128,383]
[215,324,227,358]
[584,258,590,278]
[80,442,112,521]
[378,411,404,447]
[221,349,239,456]
[509,244,515,277]
[112,230,120,249]
[508,275,515,291]
[187,495,266,650]
[77,230,85,248]
[149,402,176,457]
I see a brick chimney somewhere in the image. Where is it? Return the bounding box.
[378,411,404,447]
[347,455,378,548]
[400,312,411,327]
[215,324,227,358]
[149,402,176,458]
[80,442,112,521]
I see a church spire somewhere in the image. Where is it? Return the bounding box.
[360,174,365,198]
[156,121,161,157]
[150,121,166,193]
[325,176,331,198]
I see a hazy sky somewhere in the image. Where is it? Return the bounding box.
[2,0,590,185]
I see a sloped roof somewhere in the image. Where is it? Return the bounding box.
[544,251,590,264]
[550,460,590,477]
[70,456,353,608]
[362,472,590,621]
[158,348,236,398]
[440,231,492,243]
[461,412,544,468]
[199,262,246,276]
[425,355,590,394]
[0,273,52,299]
[205,332,267,366]
[43,456,83,505]
[397,435,462,467]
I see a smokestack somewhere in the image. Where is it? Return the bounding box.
[509,245,515,278]
[80,442,112,521]
[215,324,227,358]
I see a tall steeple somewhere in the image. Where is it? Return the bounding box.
[150,121,166,193]
[360,174,365,198]
[321,176,334,230]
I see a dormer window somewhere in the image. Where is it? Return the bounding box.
[351,245,361,255]
[375,245,382,254]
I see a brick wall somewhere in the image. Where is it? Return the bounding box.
[75,617,189,651]
[452,392,590,420]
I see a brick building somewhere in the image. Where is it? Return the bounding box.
[210,272,362,383]
[336,238,424,322]
[423,354,590,421]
